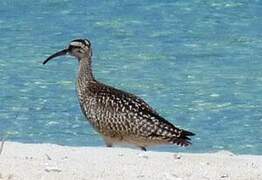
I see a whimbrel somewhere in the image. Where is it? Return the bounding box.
[43,39,195,151]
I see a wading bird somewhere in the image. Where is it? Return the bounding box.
[43,39,195,151]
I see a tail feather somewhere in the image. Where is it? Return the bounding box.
[169,129,195,147]
[182,129,195,136]
[169,138,191,147]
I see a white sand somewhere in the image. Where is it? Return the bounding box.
[0,142,261,180]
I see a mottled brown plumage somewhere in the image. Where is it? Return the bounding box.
[43,39,195,151]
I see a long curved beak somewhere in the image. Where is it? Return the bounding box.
[42,49,68,65]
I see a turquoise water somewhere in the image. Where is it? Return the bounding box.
[1,0,262,154]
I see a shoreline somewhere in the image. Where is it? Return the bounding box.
[0,141,261,180]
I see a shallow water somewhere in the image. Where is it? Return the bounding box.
[0,0,262,154]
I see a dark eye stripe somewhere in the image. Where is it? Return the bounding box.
[71,39,91,47]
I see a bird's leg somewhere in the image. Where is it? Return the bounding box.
[106,142,113,148]
[104,137,113,148]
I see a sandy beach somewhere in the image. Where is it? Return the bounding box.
[0,142,261,180]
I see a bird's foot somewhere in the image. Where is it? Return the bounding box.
[139,146,147,151]
[105,142,113,148]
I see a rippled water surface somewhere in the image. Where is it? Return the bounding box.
[1,0,262,154]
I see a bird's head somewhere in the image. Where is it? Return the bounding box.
[43,39,92,64]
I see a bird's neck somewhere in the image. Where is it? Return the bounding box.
[78,57,95,85]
